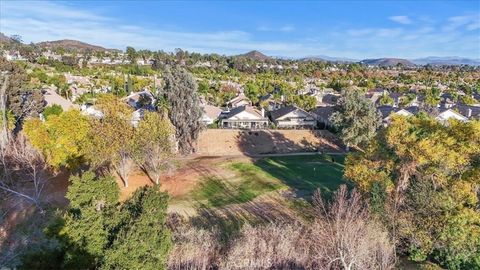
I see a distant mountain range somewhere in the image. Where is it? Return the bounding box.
[411,56,480,66]
[359,58,416,67]
[300,55,359,63]
[1,34,479,66]
[35,39,120,52]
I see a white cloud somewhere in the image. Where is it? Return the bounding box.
[257,25,295,32]
[389,15,412,25]
[443,14,480,31]
[346,28,373,37]
[0,1,478,59]
[0,1,305,55]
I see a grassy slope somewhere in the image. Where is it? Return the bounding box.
[188,154,347,209]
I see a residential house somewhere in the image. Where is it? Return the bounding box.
[389,92,403,107]
[80,103,103,118]
[220,105,268,129]
[201,104,223,126]
[440,92,457,109]
[4,51,26,61]
[318,93,340,107]
[365,89,386,104]
[435,108,468,123]
[43,87,78,111]
[377,105,416,126]
[269,105,316,129]
[312,106,335,129]
[123,90,156,110]
[258,93,283,111]
[226,92,251,108]
[452,105,480,120]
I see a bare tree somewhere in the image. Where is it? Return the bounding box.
[133,111,174,185]
[137,144,172,185]
[0,135,48,213]
[311,185,395,270]
[114,149,134,188]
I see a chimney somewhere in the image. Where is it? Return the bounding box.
[467,108,472,118]
[261,107,265,118]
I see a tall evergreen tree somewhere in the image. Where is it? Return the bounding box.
[161,65,203,155]
[329,89,382,149]
[0,57,43,126]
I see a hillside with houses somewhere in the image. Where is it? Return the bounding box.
[1,36,479,132]
[1,31,479,270]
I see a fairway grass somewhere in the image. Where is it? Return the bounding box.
[255,154,348,198]
[187,154,348,209]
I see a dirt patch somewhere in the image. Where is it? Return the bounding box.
[117,156,246,201]
[196,129,344,156]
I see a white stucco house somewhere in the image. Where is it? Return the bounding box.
[269,105,316,129]
[201,104,223,126]
[436,108,468,123]
[220,105,268,129]
[226,92,251,108]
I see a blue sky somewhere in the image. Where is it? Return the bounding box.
[1,1,479,59]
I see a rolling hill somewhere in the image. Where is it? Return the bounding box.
[237,50,271,61]
[300,55,358,63]
[0,33,13,43]
[360,58,415,67]
[36,39,120,52]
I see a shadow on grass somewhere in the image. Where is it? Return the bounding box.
[185,165,299,247]
[252,154,351,200]
[232,129,350,200]
[190,195,299,249]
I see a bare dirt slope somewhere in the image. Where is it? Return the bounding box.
[196,129,344,156]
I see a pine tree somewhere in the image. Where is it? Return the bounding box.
[0,57,43,126]
[161,65,203,155]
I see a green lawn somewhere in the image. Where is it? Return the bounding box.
[190,154,347,208]
[254,154,348,198]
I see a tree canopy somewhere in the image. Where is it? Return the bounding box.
[345,115,480,269]
[84,94,135,187]
[23,110,90,169]
[161,65,203,155]
[329,89,382,148]
[0,57,43,125]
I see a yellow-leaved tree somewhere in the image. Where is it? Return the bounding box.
[83,94,135,187]
[23,109,90,169]
[344,115,480,269]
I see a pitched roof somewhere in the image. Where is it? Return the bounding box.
[223,105,264,119]
[202,104,223,120]
[43,87,78,111]
[377,105,396,119]
[269,105,298,120]
[405,106,420,114]
[436,108,468,121]
[312,106,335,119]
[227,92,250,106]
[453,104,480,119]
[320,93,339,106]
